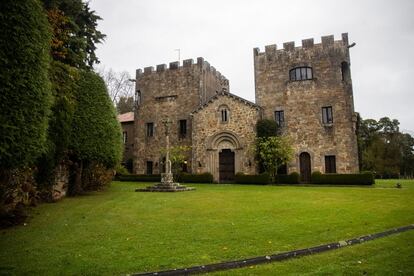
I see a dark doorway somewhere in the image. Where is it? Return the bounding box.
[219,149,235,182]
[299,152,311,183]
[146,161,153,175]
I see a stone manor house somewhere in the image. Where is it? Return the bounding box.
[121,33,359,182]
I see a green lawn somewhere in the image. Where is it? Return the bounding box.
[0,180,413,275]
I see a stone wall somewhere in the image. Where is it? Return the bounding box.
[253,33,359,174]
[191,92,261,182]
[120,121,134,165]
[133,58,229,174]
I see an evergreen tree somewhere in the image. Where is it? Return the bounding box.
[0,0,52,169]
[69,70,122,194]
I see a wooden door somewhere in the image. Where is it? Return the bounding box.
[299,152,311,183]
[219,149,235,182]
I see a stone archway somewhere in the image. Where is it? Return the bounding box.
[206,131,242,182]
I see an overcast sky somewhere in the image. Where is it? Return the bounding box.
[90,0,414,133]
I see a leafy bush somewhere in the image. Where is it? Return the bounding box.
[115,164,130,176]
[311,171,374,185]
[234,172,270,185]
[256,119,278,138]
[275,172,300,184]
[0,0,52,169]
[115,174,161,182]
[0,167,38,227]
[178,173,214,183]
[81,162,114,191]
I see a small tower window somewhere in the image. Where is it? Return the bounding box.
[341,62,350,81]
[322,106,333,124]
[289,67,313,81]
[219,105,230,123]
[122,131,127,144]
[179,119,187,138]
[146,122,154,137]
[135,90,141,106]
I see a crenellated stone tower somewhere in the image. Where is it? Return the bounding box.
[253,33,359,181]
[133,58,229,175]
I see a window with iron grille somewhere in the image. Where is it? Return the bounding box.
[325,155,336,173]
[275,110,284,127]
[146,122,154,137]
[322,106,333,124]
[289,67,313,81]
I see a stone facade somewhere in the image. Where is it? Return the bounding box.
[191,92,261,181]
[131,33,359,182]
[118,112,135,171]
[254,33,359,178]
[134,58,229,175]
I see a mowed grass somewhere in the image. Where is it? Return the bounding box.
[0,180,413,275]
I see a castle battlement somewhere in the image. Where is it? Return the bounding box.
[136,57,228,84]
[254,33,349,56]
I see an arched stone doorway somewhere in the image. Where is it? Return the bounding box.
[206,131,242,182]
[299,152,311,183]
[219,149,235,182]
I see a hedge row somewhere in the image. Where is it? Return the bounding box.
[311,171,375,185]
[178,173,213,183]
[234,173,270,185]
[275,172,300,184]
[115,173,214,183]
[115,174,161,182]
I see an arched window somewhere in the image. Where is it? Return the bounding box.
[289,67,313,81]
[219,105,229,123]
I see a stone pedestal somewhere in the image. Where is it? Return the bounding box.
[136,118,195,192]
[136,173,195,192]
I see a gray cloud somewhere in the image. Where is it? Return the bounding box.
[90,0,414,132]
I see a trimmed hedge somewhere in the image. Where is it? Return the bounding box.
[70,70,123,168]
[0,0,52,169]
[234,172,270,185]
[115,174,161,182]
[178,173,213,183]
[275,172,300,184]
[311,171,375,185]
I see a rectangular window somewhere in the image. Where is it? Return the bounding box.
[325,155,336,173]
[179,120,187,138]
[146,161,153,175]
[146,122,154,137]
[275,110,284,126]
[122,131,127,144]
[322,106,333,124]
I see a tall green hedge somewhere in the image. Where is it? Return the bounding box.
[70,70,122,168]
[0,0,52,169]
[36,61,79,191]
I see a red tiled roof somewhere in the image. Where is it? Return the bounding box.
[117,112,134,123]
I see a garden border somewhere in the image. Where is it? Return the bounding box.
[132,224,414,275]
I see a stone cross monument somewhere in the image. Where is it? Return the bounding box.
[136,118,194,192]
